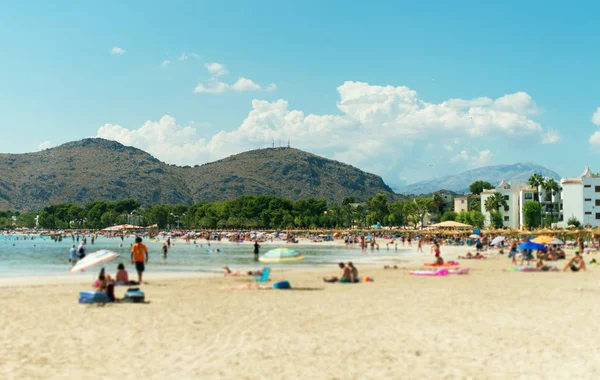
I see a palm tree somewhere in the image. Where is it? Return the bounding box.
[484,192,508,212]
[528,173,545,227]
[542,178,561,225]
[528,173,544,202]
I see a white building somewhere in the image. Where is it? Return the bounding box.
[481,179,562,229]
[560,167,600,228]
[481,180,530,229]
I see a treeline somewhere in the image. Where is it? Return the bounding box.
[0,193,488,230]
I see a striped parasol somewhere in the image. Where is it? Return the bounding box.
[71,250,119,273]
[260,248,304,263]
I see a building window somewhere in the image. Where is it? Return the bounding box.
[461,200,465,204]
[596,213,600,220]
[585,198,592,201]
[504,216,509,221]
[585,212,592,215]
[504,205,509,212]
[504,195,509,200]
[560,204,563,210]
[596,186,600,192]
[596,200,600,207]
[585,185,591,188]
[524,193,533,200]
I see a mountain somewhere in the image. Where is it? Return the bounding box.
[0,139,397,211]
[396,163,562,195]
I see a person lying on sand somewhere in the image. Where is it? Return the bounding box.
[458,252,485,259]
[563,252,586,272]
[536,258,558,272]
[224,284,273,290]
[323,262,352,283]
[222,266,262,276]
[384,265,399,269]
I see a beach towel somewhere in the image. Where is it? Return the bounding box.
[78,291,111,304]
[255,267,271,282]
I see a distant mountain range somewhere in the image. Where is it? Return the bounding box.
[0,138,398,212]
[396,163,562,195]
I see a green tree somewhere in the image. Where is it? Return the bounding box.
[490,210,504,229]
[431,193,445,215]
[440,210,458,222]
[469,210,486,228]
[468,197,481,212]
[16,213,37,228]
[484,192,508,213]
[469,181,494,195]
[413,197,435,229]
[567,216,581,229]
[341,197,356,206]
[388,201,407,227]
[523,201,541,229]
[542,178,560,225]
[367,194,389,225]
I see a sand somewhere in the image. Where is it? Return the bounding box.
[1,245,600,379]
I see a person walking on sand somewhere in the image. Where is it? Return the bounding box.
[417,237,423,253]
[253,241,260,262]
[131,237,148,284]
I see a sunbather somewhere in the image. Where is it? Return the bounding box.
[458,252,485,259]
[535,258,558,272]
[97,268,116,301]
[323,262,353,283]
[222,266,262,276]
[563,252,586,272]
[347,262,359,282]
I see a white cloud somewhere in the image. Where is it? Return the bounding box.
[99,81,549,183]
[590,131,600,149]
[265,83,277,92]
[193,77,264,93]
[110,47,126,55]
[231,77,261,91]
[592,107,600,126]
[161,60,172,68]
[204,62,228,76]
[178,52,199,61]
[193,79,229,94]
[589,108,600,151]
[451,149,492,167]
[541,130,560,144]
[38,141,53,150]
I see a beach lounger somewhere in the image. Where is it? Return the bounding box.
[255,267,271,282]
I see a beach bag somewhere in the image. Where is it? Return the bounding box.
[124,288,145,303]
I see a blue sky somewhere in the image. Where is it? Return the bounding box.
[2,0,600,188]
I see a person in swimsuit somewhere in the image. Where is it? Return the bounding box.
[222,266,262,276]
[347,262,359,282]
[564,251,586,272]
[97,268,116,301]
[323,263,353,283]
[536,258,558,272]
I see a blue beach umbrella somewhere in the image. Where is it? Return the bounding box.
[518,241,546,252]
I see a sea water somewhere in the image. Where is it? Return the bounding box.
[0,235,408,277]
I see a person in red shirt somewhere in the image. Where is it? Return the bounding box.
[131,237,148,284]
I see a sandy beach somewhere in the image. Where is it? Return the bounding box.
[2,245,600,379]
